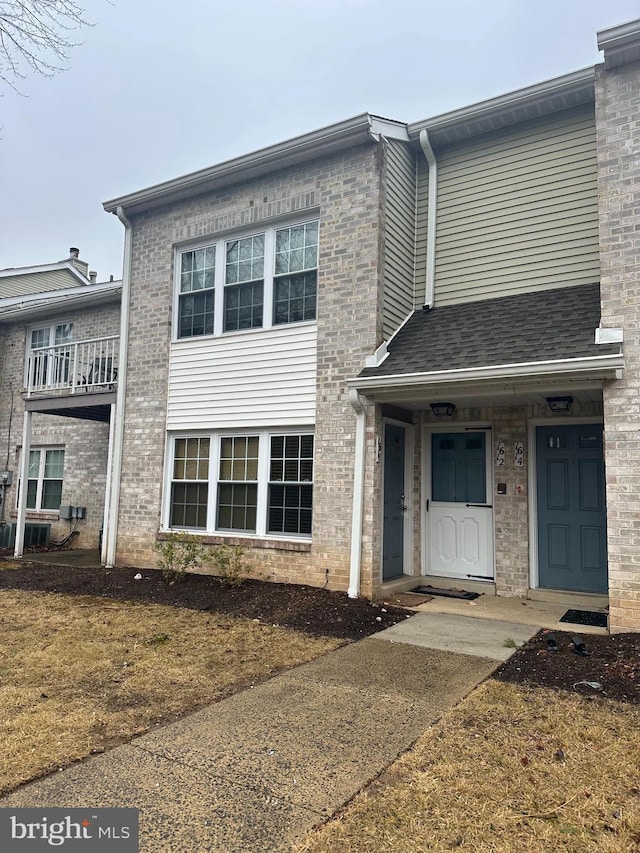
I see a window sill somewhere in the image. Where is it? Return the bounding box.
[156,531,311,552]
[10,510,59,522]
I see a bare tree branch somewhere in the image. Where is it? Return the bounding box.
[0,1,91,92]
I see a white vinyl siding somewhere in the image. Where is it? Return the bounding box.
[167,323,317,430]
[382,140,417,337]
[414,104,599,306]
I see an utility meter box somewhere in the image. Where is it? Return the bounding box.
[59,505,73,520]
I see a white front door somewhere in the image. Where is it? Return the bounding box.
[426,429,494,581]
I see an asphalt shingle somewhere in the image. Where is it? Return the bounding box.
[360,284,618,378]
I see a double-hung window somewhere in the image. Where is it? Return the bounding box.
[268,435,314,535]
[19,448,65,511]
[170,437,209,528]
[178,247,215,337]
[176,220,318,338]
[217,436,259,531]
[168,431,314,538]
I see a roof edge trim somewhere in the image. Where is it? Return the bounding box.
[407,67,595,144]
[349,353,625,391]
[104,113,407,215]
[0,261,88,284]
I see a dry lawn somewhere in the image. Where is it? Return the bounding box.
[294,679,640,853]
[0,588,340,796]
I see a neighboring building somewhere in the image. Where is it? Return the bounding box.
[11,20,639,633]
[0,251,121,553]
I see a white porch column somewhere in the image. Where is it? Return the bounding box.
[14,410,32,558]
[101,403,117,565]
[348,390,368,598]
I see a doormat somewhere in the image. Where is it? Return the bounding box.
[559,609,608,628]
[411,585,480,601]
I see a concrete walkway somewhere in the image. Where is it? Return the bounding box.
[1,614,539,852]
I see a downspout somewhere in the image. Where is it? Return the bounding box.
[105,206,132,567]
[348,389,368,598]
[419,129,437,310]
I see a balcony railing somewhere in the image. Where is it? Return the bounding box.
[26,335,119,398]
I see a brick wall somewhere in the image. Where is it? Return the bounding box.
[0,302,120,547]
[596,60,640,632]
[372,400,604,599]
[116,144,384,589]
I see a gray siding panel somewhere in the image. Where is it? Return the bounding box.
[414,104,600,306]
[0,269,79,298]
[382,140,416,338]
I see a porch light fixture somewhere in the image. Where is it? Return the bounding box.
[546,395,573,414]
[430,402,456,417]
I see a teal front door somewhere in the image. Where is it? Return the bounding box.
[383,423,406,580]
[536,423,607,593]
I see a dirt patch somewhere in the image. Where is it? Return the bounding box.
[495,629,640,705]
[0,560,411,639]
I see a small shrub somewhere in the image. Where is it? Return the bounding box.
[154,532,203,584]
[206,544,248,586]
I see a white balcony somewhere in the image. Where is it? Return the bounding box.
[26,335,119,398]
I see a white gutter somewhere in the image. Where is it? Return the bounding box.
[348,389,368,599]
[104,114,407,216]
[408,67,595,141]
[0,283,122,322]
[105,207,133,567]
[419,130,437,310]
[348,353,625,392]
[597,19,640,68]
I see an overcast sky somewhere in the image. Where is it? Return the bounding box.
[1,0,638,281]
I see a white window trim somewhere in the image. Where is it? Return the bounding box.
[162,428,314,540]
[17,446,65,513]
[172,218,319,342]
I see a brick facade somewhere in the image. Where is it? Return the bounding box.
[0,302,120,547]
[115,145,384,589]
[596,59,640,632]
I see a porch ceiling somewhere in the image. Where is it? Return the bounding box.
[25,392,115,422]
[368,382,604,411]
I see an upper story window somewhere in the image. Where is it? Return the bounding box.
[176,219,318,339]
[27,322,73,387]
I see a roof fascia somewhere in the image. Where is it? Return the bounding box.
[104,113,407,216]
[597,18,640,68]
[0,281,122,322]
[0,261,87,285]
[348,353,625,393]
[407,67,595,147]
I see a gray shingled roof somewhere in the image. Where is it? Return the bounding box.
[360,284,618,378]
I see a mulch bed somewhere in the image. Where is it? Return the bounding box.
[495,628,640,705]
[0,559,411,641]
[1,558,639,704]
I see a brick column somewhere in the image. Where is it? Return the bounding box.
[596,59,640,632]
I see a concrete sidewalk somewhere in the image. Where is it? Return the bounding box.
[1,614,538,852]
